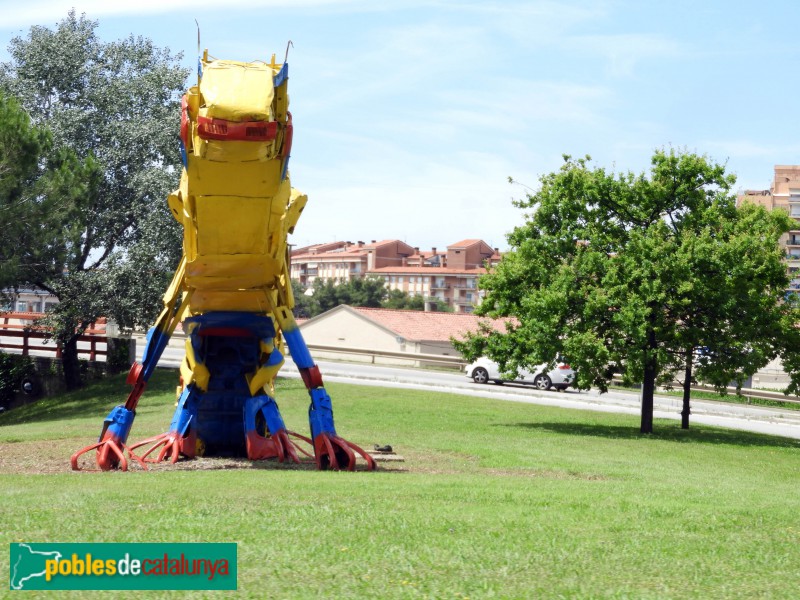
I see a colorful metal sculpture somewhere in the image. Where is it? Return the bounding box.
[71,50,375,472]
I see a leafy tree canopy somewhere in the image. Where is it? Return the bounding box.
[0,11,189,388]
[305,277,389,316]
[456,149,800,433]
[292,277,454,317]
[0,92,92,292]
[383,289,425,311]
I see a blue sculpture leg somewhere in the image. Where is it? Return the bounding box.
[72,320,180,471]
[281,327,375,471]
[70,406,139,471]
[128,385,200,464]
[243,395,311,462]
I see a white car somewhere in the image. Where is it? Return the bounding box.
[465,356,575,391]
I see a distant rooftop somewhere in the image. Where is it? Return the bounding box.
[338,305,514,342]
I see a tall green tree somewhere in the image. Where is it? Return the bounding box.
[290,278,315,319]
[456,150,800,433]
[382,289,425,310]
[306,277,389,316]
[296,278,455,316]
[0,92,95,295]
[382,290,453,312]
[0,11,189,388]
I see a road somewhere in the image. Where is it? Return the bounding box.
[135,334,800,441]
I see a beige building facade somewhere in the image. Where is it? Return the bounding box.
[298,305,512,365]
[738,165,800,293]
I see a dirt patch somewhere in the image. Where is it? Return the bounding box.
[0,442,600,479]
[0,440,403,474]
[0,440,72,475]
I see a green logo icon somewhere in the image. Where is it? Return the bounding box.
[10,543,63,590]
[9,543,237,591]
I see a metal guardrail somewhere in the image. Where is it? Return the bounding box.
[304,342,466,368]
[128,330,467,369]
[611,376,800,405]
[689,381,800,405]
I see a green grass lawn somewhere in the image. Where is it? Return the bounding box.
[2,370,800,599]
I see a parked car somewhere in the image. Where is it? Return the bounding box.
[465,356,575,391]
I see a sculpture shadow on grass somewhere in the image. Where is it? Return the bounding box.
[497,421,800,449]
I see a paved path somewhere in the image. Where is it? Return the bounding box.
[134,333,800,441]
[284,360,800,441]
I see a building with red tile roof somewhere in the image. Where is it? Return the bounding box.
[299,305,514,359]
[290,240,417,286]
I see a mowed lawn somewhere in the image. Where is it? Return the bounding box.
[1,370,800,599]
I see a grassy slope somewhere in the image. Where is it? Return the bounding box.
[1,370,800,599]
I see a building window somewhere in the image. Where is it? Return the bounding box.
[16,301,27,312]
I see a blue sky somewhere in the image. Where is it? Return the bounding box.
[2,1,799,251]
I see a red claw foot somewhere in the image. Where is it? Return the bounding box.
[246,429,314,463]
[313,433,376,471]
[71,433,147,472]
[128,430,196,465]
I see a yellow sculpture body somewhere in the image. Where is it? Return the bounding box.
[71,50,375,472]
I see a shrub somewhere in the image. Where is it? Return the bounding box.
[0,353,36,406]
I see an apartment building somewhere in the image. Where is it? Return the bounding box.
[291,238,501,313]
[737,165,800,292]
[370,239,500,313]
[290,240,417,286]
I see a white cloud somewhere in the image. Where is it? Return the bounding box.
[289,136,523,250]
[568,33,686,78]
[0,0,398,29]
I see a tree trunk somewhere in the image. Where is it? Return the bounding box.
[640,360,656,434]
[61,334,82,391]
[681,349,692,429]
[640,327,658,434]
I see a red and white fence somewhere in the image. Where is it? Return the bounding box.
[0,312,109,361]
